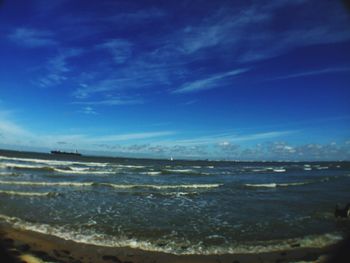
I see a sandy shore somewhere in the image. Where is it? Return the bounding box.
[0,224,341,263]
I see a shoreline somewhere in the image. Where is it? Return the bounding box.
[0,224,338,263]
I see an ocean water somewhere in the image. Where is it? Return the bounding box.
[0,150,350,255]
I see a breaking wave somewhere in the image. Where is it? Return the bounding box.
[244,175,350,188]
[53,168,114,175]
[161,169,209,176]
[98,183,222,190]
[0,190,58,197]
[0,180,222,190]
[0,180,93,187]
[0,155,108,167]
[245,182,309,188]
[1,163,55,172]
[0,214,343,255]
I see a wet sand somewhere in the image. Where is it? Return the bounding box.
[0,224,340,263]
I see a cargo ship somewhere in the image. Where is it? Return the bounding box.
[50,150,82,156]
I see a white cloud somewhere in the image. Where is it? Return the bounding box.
[90,131,175,143]
[170,1,350,63]
[0,111,349,160]
[79,106,97,115]
[267,67,350,81]
[179,8,270,54]
[73,97,143,106]
[173,68,249,94]
[8,28,57,48]
[0,119,30,138]
[38,48,83,88]
[104,8,166,24]
[158,130,294,146]
[98,39,133,64]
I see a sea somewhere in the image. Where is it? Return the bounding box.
[0,150,350,255]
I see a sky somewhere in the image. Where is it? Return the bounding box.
[0,0,350,160]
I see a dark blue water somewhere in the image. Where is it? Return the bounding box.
[0,151,349,255]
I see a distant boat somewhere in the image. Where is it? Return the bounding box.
[170,157,174,161]
[50,150,82,156]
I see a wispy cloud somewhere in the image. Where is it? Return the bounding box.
[0,110,174,148]
[104,8,166,24]
[72,51,181,99]
[171,1,350,63]
[173,68,249,94]
[178,8,270,55]
[8,28,57,48]
[1,109,349,160]
[37,48,83,88]
[91,131,175,143]
[267,67,350,81]
[98,39,133,64]
[0,118,30,138]
[73,97,143,106]
[79,106,97,115]
[158,130,295,146]
[66,1,350,101]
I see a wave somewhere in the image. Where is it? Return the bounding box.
[244,174,350,189]
[0,190,58,197]
[53,168,113,175]
[1,162,114,175]
[273,168,286,173]
[245,182,310,188]
[0,155,109,167]
[164,169,194,173]
[0,180,93,187]
[0,214,343,255]
[161,169,209,176]
[0,172,21,176]
[113,164,146,169]
[0,180,222,190]
[141,171,162,176]
[1,163,55,172]
[98,183,222,190]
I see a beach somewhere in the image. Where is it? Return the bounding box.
[0,224,340,263]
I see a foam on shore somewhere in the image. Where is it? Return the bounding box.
[0,214,343,255]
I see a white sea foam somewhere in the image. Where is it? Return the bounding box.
[0,190,56,197]
[0,180,222,190]
[0,180,93,187]
[99,183,223,190]
[141,171,162,176]
[0,214,343,255]
[53,168,113,175]
[273,168,286,173]
[3,163,114,175]
[245,182,309,188]
[164,169,195,173]
[0,155,108,167]
[113,164,146,169]
[0,172,20,176]
[0,162,52,170]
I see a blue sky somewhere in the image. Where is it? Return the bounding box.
[0,0,350,160]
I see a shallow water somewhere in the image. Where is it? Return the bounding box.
[0,151,350,255]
